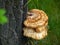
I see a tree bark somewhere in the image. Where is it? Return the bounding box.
[0,0,27,45]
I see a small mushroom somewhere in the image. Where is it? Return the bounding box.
[23,9,48,40]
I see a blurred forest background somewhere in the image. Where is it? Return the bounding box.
[28,0,60,45]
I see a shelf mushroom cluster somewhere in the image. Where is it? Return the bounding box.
[23,9,48,40]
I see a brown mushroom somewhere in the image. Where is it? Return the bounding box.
[23,9,48,40]
[24,9,48,28]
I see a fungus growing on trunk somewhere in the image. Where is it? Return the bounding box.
[23,9,48,40]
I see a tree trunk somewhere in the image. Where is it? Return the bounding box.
[0,0,27,45]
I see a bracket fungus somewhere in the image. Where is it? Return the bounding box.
[23,9,48,40]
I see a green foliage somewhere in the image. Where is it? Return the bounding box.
[0,9,6,16]
[0,9,8,24]
[28,0,60,45]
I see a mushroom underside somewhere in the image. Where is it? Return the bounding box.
[23,28,47,40]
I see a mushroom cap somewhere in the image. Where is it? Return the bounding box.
[23,28,47,40]
[24,9,48,28]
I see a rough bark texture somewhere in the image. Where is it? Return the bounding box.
[0,0,27,45]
